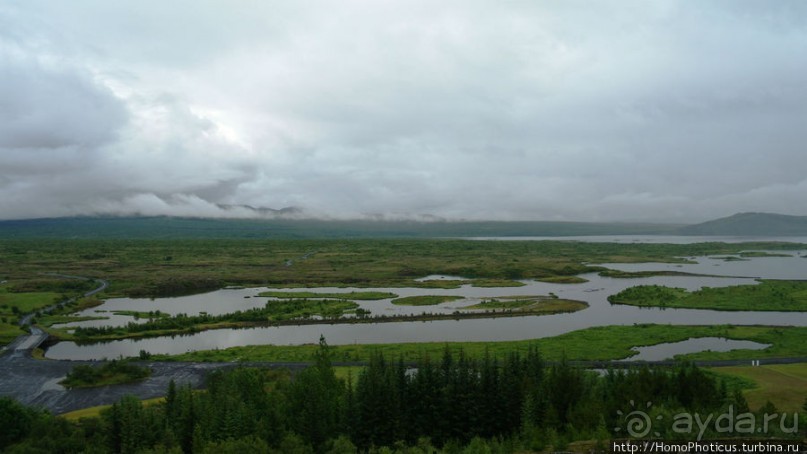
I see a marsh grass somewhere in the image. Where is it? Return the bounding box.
[37,315,108,327]
[535,276,589,284]
[3,238,798,299]
[60,359,151,389]
[609,280,807,311]
[257,291,397,300]
[461,297,583,313]
[739,251,793,258]
[470,279,526,287]
[390,295,464,306]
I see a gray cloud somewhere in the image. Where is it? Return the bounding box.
[2,1,807,222]
[0,56,127,151]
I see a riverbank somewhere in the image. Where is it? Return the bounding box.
[4,323,807,415]
[46,298,589,343]
[149,324,807,363]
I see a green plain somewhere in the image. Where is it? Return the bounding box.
[0,286,62,343]
[709,363,807,412]
[0,323,24,344]
[0,287,61,315]
[2,238,801,299]
[609,280,807,311]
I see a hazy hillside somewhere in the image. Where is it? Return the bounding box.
[6,213,805,239]
[678,212,807,236]
[0,216,679,239]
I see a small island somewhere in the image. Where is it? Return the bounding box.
[60,360,152,389]
[257,291,397,300]
[461,296,588,315]
[390,295,464,306]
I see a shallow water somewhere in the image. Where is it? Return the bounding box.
[629,338,769,361]
[600,253,807,280]
[469,235,807,244]
[45,251,807,360]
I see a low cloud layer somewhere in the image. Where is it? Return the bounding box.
[2,1,807,222]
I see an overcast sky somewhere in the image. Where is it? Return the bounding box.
[2,1,806,222]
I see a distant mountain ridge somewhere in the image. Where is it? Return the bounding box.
[0,216,679,239]
[0,212,804,239]
[215,204,304,218]
[678,212,807,236]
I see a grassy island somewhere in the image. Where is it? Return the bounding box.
[258,291,397,300]
[390,295,464,306]
[60,359,151,389]
[608,280,807,311]
[462,296,585,313]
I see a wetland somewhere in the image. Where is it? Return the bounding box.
[2,237,798,361]
[3,236,807,437]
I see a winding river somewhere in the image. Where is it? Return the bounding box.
[44,247,807,360]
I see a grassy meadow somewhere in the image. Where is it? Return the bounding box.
[0,284,64,343]
[1,238,802,300]
[609,280,807,311]
[710,363,807,412]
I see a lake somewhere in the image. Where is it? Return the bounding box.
[468,235,807,244]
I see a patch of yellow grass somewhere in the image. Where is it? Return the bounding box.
[711,363,807,412]
[0,322,24,345]
[333,366,364,383]
[59,397,165,421]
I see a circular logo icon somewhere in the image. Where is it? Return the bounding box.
[615,400,661,438]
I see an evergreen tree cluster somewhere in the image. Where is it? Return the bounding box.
[0,339,792,453]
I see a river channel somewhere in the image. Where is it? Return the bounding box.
[45,248,807,361]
